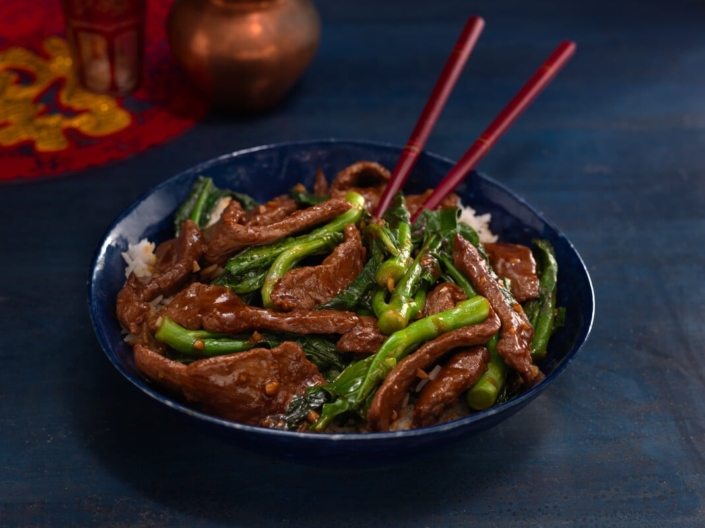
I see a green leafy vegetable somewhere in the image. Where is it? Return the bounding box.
[174,176,258,234]
[280,387,331,430]
[290,187,328,207]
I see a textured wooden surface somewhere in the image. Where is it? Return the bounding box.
[2,0,705,525]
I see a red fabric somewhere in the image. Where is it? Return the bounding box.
[0,0,207,181]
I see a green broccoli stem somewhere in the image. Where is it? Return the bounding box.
[260,232,343,308]
[224,192,366,279]
[362,223,400,257]
[304,192,366,236]
[223,237,295,276]
[375,221,412,289]
[466,333,506,410]
[313,295,491,431]
[374,233,442,335]
[190,177,213,226]
[374,192,413,289]
[372,286,427,335]
[438,253,477,298]
[155,317,253,356]
[530,239,559,361]
[174,177,209,235]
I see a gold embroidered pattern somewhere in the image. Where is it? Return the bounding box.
[0,37,131,152]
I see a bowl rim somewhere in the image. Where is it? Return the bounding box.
[87,137,595,444]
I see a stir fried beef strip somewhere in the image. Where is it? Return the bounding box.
[421,282,467,318]
[412,346,490,428]
[117,219,206,335]
[484,242,540,303]
[329,161,391,212]
[148,219,207,297]
[244,195,299,227]
[134,344,189,393]
[152,281,362,337]
[270,224,366,311]
[203,197,352,264]
[367,309,501,432]
[202,299,360,335]
[150,282,241,331]
[453,235,535,383]
[116,277,153,337]
[404,190,460,217]
[313,167,329,196]
[335,316,387,354]
[134,342,325,426]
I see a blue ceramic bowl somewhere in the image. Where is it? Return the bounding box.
[88,139,594,466]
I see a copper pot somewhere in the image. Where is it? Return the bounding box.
[167,0,320,112]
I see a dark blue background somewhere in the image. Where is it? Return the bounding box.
[2,0,704,525]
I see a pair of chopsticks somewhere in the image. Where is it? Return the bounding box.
[373,16,576,221]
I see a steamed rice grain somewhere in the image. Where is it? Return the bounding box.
[121,239,156,279]
[457,200,497,244]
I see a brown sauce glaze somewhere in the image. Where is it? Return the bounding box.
[453,235,535,383]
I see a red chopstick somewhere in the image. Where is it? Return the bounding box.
[410,40,577,223]
[374,16,485,217]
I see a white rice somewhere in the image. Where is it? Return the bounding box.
[415,364,443,393]
[389,405,414,431]
[457,200,498,244]
[121,239,156,279]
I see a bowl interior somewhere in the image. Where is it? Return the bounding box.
[88,139,594,465]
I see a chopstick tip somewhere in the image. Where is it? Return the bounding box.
[562,40,578,53]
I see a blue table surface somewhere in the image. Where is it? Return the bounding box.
[2,0,705,526]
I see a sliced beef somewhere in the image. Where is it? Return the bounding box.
[117,219,205,335]
[244,195,299,227]
[404,190,459,217]
[152,281,359,335]
[313,168,329,196]
[203,197,351,264]
[134,342,325,426]
[453,235,535,383]
[336,316,387,354]
[149,219,206,297]
[203,307,359,335]
[412,346,490,428]
[116,275,153,336]
[134,343,189,394]
[270,224,365,311]
[484,242,540,303]
[203,300,359,335]
[150,282,242,331]
[421,282,467,317]
[329,161,391,213]
[367,309,501,432]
